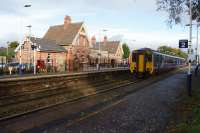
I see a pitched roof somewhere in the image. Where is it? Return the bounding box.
[92,41,121,54]
[43,22,83,45]
[30,37,66,52]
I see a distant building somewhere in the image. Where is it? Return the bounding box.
[90,36,124,66]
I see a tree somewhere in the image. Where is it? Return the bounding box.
[122,43,130,59]
[9,41,19,49]
[158,45,188,58]
[157,0,200,25]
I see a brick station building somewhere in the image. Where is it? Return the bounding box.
[15,16,90,72]
[15,37,66,72]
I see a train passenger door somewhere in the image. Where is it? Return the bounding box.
[138,54,145,72]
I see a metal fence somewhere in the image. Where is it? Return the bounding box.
[0,62,129,77]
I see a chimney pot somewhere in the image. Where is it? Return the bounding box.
[103,36,107,43]
[91,36,96,45]
[64,15,71,29]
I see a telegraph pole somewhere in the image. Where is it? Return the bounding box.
[187,0,192,96]
[196,24,199,64]
[33,39,37,75]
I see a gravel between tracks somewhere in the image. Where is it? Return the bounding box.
[27,71,186,133]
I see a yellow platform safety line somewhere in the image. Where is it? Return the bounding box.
[138,55,145,72]
[130,62,135,73]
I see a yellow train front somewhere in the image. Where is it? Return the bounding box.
[129,48,185,77]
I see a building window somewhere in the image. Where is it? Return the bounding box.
[47,53,51,63]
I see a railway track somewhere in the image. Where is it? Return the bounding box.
[0,68,186,122]
[0,70,138,121]
[0,68,188,133]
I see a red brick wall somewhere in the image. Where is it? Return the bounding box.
[15,41,67,71]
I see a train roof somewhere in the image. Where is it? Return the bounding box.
[132,48,185,60]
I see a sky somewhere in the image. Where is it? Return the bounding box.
[0,0,197,51]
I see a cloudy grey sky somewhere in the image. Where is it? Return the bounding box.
[0,0,193,50]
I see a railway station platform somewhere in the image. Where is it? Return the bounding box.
[0,67,128,81]
[0,67,199,133]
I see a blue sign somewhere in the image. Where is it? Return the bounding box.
[179,40,188,48]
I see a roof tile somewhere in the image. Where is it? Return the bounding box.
[43,22,83,45]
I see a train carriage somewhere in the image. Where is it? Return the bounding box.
[129,48,185,77]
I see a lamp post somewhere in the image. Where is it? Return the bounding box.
[32,40,37,75]
[27,37,37,75]
[102,29,108,66]
[196,23,199,64]
[186,23,200,65]
[187,0,192,96]
[19,4,31,75]
[26,25,32,70]
[97,29,107,70]
[97,31,101,70]
[6,41,9,64]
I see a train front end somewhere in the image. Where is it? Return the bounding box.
[129,49,153,77]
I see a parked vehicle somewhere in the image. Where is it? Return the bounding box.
[0,63,6,68]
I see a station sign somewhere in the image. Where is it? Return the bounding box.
[179,39,188,48]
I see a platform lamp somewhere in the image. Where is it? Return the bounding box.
[188,0,192,97]
[26,25,32,70]
[19,4,31,75]
[6,41,9,63]
[97,29,107,70]
[102,29,108,66]
[196,23,200,65]
[31,37,37,75]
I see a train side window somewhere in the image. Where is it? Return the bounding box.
[154,54,159,62]
[160,55,163,63]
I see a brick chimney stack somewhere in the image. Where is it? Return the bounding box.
[64,15,71,30]
[103,36,108,43]
[91,36,96,45]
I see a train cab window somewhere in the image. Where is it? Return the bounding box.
[146,54,152,62]
[132,53,137,62]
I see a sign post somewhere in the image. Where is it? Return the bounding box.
[187,0,193,97]
[179,38,192,96]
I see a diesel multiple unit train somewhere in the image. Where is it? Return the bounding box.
[129,48,185,77]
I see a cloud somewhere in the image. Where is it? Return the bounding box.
[109,35,124,41]
[0,0,191,50]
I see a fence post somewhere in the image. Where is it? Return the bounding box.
[195,65,199,77]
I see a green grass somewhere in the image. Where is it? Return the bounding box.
[175,76,200,133]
